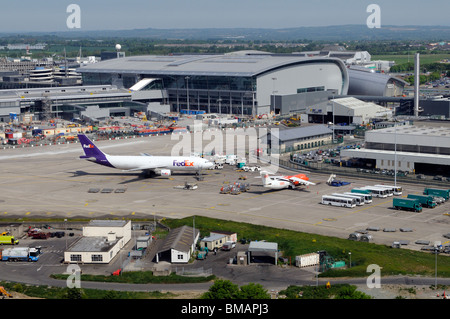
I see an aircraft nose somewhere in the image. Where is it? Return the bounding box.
[204,161,214,169]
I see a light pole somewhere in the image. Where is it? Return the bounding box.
[64,219,67,250]
[185,76,190,113]
[348,251,352,268]
[271,77,277,115]
[394,118,397,187]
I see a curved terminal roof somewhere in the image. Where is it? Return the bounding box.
[77,52,348,78]
[347,67,408,96]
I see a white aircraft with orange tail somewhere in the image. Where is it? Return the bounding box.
[260,170,315,190]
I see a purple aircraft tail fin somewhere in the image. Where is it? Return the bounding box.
[78,134,113,167]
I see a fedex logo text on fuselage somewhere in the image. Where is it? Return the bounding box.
[173,160,194,167]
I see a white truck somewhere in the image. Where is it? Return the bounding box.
[221,241,236,251]
[295,253,320,268]
[0,247,40,262]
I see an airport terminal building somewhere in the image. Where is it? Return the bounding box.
[77,51,349,116]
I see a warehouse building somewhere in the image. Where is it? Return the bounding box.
[64,220,131,264]
[266,125,333,153]
[77,51,349,116]
[340,125,450,174]
[306,97,393,125]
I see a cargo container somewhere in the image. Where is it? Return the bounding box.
[423,188,450,201]
[0,236,19,245]
[393,198,422,212]
[295,253,320,268]
[0,247,39,262]
[407,194,437,208]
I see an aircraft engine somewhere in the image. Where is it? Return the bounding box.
[155,169,171,176]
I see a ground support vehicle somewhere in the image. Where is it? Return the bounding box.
[242,165,261,172]
[221,241,236,251]
[0,286,12,298]
[393,198,422,212]
[0,235,19,245]
[407,194,437,208]
[0,247,39,262]
[423,188,450,201]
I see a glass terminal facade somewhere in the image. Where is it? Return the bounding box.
[82,72,258,115]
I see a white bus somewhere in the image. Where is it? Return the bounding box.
[331,193,364,206]
[321,195,356,208]
[374,185,402,196]
[369,186,393,196]
[360,186,389,198]
[344,192,373,204]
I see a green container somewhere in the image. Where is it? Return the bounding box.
[331,261,346,268]
[407,194,437,208]
[393,197,422,212]
[423,188,450,200]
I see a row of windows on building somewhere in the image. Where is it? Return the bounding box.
[70,254,104,262]
[379,159,412,169]
[366,142,450,156]
[83,73,257,92]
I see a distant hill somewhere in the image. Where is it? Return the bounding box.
[2,25,450,41]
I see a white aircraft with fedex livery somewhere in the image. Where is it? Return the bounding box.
[78,134,214,176]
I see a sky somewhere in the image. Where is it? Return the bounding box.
[0,0,449,32]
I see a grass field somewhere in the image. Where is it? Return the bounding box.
[164,216,450,278]
[372,53,450,65]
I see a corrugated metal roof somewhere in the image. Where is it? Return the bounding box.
[248,241,278,252]
[271,125,333,142]
[77,52,345,78]
[158,225,199,254]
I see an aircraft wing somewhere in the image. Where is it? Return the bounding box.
[289,176,316,185]
[122,165,163,172]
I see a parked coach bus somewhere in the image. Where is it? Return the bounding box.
[331,193,364,206]
[321,195,356,208]
[359,186,389,198]
[344,192,372,204]
[374,185,402,196]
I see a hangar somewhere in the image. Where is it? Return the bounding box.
[306,96,392,125]
[77,51,349,116]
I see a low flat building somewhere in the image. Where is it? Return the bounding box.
[64,220,131,264]
[200,233,228,251]
[340,124,450,174]
[267,125,333,153]
[210,231,237,243]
